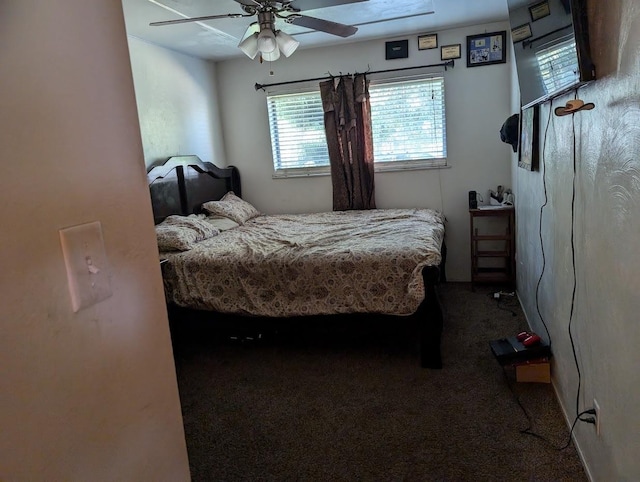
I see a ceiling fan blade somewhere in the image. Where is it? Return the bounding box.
[288,0,369,11]
[233,0,263,6]
[287,14,357,37]
[150,13,247,27]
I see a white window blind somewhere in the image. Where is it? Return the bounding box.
[266,75,447,177]
[536,37,579,95]
[267,91,329,174]
[369,76,447,167]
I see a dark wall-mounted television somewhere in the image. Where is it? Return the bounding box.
[507,0,595,108]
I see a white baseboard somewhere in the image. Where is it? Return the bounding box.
[550,381,594,482]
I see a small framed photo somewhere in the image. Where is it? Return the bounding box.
[418,33,438,50]
[385,39,409,60]
[529,1,551,21]
[511,23,533,43]
[467,31,506,67]
[440,44,461,60]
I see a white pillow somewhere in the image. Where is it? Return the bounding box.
[201,192,261,225]
[155,215,220,251]
[203,215,240,231]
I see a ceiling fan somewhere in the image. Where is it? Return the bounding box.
[150,0,368,61]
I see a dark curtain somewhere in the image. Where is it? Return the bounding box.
[319,74,376,211]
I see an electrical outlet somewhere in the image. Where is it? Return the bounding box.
[593,399,601,436]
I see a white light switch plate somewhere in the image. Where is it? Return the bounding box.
[60,221,112,312]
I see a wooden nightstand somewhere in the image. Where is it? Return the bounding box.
[469,206,515,290]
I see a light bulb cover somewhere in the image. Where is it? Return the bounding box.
[261,48,280,62]
[275,31,300,57]
[257,28,277,53]
[238,32,259,59]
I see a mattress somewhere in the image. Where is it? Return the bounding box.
[160,208,445,317]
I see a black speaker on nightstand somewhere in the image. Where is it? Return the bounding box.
[468,190,478,209]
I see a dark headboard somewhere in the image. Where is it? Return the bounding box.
[147,155,241,224]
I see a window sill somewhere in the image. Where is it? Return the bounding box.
[272,161,450,179]
[272,166,331,179]
[374,161,450,173]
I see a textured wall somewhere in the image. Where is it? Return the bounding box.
[127,37,226,169]
[513,0,640,479]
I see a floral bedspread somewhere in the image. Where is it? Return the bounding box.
[161,208,445,317]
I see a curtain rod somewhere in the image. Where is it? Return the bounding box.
[254,59,455,91]
[522,24,572,49]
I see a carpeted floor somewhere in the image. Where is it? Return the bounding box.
[170,283,587,481]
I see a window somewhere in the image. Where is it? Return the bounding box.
[536,37,579,96]
[369,77,446,169]
[266,75,447,177]
[267,91,330,176]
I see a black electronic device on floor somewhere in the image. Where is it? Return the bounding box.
[490,335,551,365]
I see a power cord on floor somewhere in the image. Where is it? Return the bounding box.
[497,296,518,317]
[487,291,518,317]
[501,366,594,451]
[501,366,552,445]
[559,409,596,451]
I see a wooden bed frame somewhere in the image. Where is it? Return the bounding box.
[148,156,445,368]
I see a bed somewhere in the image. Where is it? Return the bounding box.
[148,156,447,368]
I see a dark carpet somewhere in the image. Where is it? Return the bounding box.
[170,283,587,481]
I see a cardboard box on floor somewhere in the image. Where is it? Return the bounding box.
[514,357,551,383]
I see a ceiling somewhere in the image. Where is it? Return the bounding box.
[121,0,510,61]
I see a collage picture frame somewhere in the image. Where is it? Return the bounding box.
[466,31,507,67]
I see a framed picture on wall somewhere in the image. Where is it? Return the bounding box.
[440,44,461,60]
[511,23,533,43]
[529,1,551,21]
[519,105,540,171]
[418,33,438,50]
[467,31,507,67]
[385,39,409,59]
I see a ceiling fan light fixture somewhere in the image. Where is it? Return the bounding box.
[276,31,300,57]
[238,32,259,59]
[261,47,281,62]
[257,28,277,53]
